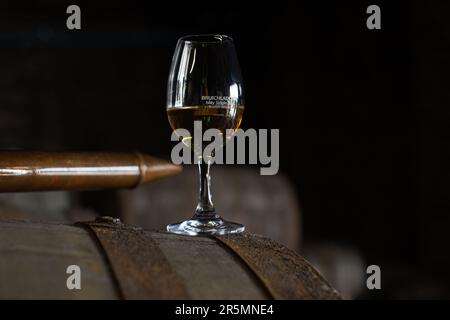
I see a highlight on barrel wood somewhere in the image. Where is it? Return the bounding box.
[0,151,181,193]
[0,218,340,300]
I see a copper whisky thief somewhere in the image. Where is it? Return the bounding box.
[0,151,181,192]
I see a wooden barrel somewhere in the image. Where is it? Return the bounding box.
[0,218,339,300]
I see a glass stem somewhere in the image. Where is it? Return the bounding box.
[194,160,217,219]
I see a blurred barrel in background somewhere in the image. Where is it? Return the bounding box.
[303,243,366,299]
[118,166,302,252]
[0,219,338,300]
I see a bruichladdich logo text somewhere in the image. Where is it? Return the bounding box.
[201,96,238,106]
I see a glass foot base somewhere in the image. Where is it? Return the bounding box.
[167,217,245,236]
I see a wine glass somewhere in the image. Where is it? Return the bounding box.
[166,34,245,235]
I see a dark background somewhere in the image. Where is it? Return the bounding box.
[0,0,449,298]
